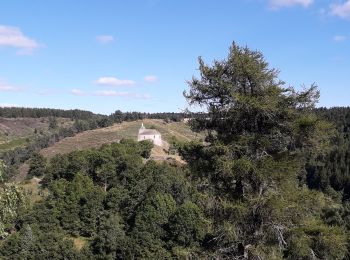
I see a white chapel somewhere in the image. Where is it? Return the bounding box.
[137,123,162,146]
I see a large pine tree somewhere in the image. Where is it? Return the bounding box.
[182,43,347,259]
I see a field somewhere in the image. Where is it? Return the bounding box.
[40,119,204,158]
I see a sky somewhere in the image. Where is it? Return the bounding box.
[0,0,349,115]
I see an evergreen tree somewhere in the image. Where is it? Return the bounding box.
[28,153,47,178]
[182,42,346,258]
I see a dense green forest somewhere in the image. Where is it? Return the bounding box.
[308,107,350,198]
[0,107,196,123]
[1,43,350,259]
[0,108,99,119]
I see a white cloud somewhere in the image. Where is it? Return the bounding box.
[330,1,350,19]
[95,77,136,87]
[0,79,21,92]
[70,87,150,99]
[96,35,114,44]
[94,90,129,96]
[144,75,158,83]
[71,88,87,96]
[334,35,347,42]
[137,93,151,99]
[269,0,313,9]
[0,25,41,55]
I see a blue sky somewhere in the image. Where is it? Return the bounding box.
[0,0,349,114]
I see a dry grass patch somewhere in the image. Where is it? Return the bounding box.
[150,145,185,164]
[72,237,88,251]
[19,177,47,204]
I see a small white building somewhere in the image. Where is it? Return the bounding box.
[137,123,162,146]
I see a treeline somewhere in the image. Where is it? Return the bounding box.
[110,110,184,123]
[0,107,99,120]
[0,107,203,123]
[317,107,350,129]
[110,110,203,123]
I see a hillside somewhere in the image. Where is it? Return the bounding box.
[40,119,204,159]
[0,117,73,151]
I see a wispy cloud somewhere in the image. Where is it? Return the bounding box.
[70,88,150,99]
[35,89,60,95]
[269,0,313,9]
[71,88,87,96]
[0,79,22,92]
[0,25,41,55]
[94,90,130,97]
[333,35,347,42]
[144,75,158,83]
[96,35,114,44]
[94,91,150,99]
[330,1,350,19]
[95,77,136,87]
[0,103,20,107]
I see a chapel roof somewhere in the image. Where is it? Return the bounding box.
[139,129,161,135]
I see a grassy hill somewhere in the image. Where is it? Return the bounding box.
[40,119,204,158]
